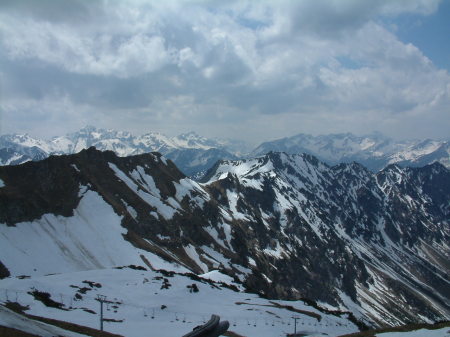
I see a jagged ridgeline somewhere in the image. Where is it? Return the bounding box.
[0,126,240,178]
[1,127,449,178]
[0,148,449,327]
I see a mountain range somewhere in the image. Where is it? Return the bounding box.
[0,127,449,178]
[0,147,448,335]
[0,126,243,178]
[252,132,450,171]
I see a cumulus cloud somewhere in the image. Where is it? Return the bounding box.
[0,0,448,142]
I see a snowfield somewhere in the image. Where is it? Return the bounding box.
[0,268,359,337]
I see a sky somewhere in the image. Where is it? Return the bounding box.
[0,0,449,145]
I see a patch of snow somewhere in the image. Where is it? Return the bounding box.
[226,190,250,221]
[137,190,177,220]
[200,246,231,267]
[263,240,285,259]
[204,226,227,250]
[183,244,208,273]
[262,273,273,284]
[124,202,138,220]
[219,208,233,222]
[70,164,81,173]
[108,162,139,190]
[201,254,220,268]
[131,166,159,196]
[220,223,233,250]
[167,197,182,210]
[2,153,28,165]
[199,270,235,285]
[316,301,341,311]
[241,177,263,190]
[0,179,4,188]
[231,264,252,280]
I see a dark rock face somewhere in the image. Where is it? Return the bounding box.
[0,261,10,279]
[0,148,449,327]
[0,155,80,225]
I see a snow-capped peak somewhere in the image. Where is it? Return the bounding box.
[0,127,248,176]
[252,132,449,171]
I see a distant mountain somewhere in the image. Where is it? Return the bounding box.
[164,147,238,178]
[0,126,244,178]
[251,133,450,171]
[0,134,50,165]
[2,128,449,176]
[0,148,448,328]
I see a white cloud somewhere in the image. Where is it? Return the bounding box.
[0,16,172,78]
[0,0,448,141]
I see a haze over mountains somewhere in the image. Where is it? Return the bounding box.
[1,126,449,179]
[252,132,450,171]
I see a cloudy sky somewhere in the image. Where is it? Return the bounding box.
[0,0,449,144]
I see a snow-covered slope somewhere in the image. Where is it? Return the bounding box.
[0,189,184,276]
[0,268,359,337]
[251,133,450,171]
[0,148,449,330]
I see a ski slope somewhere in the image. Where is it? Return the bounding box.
[0,268,359,337]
